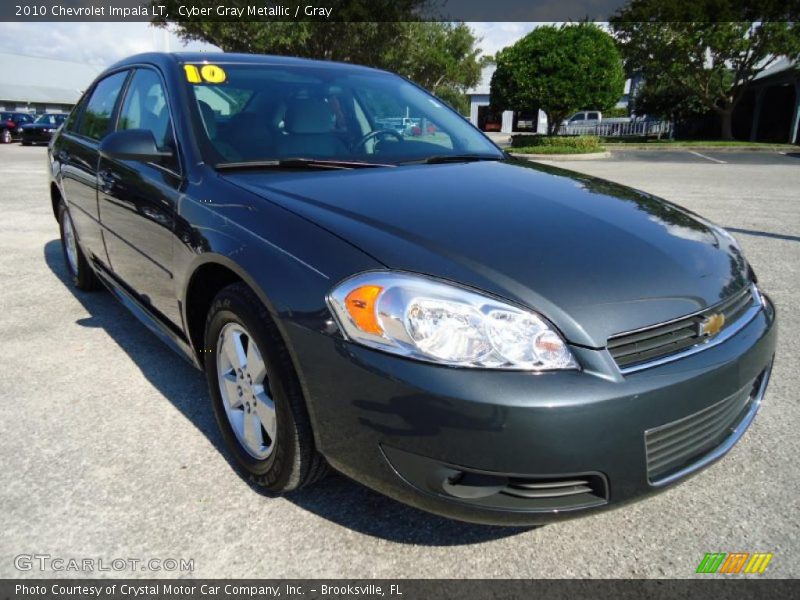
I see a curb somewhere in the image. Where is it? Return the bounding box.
[510,151,611,161]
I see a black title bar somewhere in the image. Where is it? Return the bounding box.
[2,0,702,23]
[2,579,800,600]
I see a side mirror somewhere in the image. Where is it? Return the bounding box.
[99,129,173,162]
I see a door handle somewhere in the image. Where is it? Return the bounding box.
[98,169,117,191]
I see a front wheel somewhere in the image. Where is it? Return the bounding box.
[204,282,328,491]
[58,203,100,291]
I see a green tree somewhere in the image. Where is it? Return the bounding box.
[630,79,708,122]
[389,22,482,114]
[490,24,625,135]
[611,0,800,140]
[153,2,481,109]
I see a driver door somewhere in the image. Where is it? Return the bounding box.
[97,67,184,328]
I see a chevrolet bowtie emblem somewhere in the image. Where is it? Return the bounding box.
[699,313,726,337]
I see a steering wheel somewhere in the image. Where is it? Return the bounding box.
[352,128,404,154]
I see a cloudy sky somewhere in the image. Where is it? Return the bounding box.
[0,22,537,67]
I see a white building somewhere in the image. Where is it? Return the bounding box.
[0,52,102,114]
[467,66,547,134]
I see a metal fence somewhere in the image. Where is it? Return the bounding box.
[557,120,674,138]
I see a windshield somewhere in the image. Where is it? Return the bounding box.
[184,62,502,166]
[35,114,64,125]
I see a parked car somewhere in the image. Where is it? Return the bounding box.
[0,112,35,143]
[50,53,776,525]
[21,113,66,145]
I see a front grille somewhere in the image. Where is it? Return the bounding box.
[608,285,756,370]
[645,372,764,483]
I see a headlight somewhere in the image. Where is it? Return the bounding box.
[327,272,578,371]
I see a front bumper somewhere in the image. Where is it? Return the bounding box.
[22,131,53,144]
[286,294,777,525]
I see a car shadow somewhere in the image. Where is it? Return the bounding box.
[43,239,529,545]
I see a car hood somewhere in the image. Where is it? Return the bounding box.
[223,160,749,347]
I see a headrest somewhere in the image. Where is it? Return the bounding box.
[197,100,217,139]
[284,98,334,135]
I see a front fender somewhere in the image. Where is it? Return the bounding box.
[173,176,382,439]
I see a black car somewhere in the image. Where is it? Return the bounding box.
[49,53,776,525]
[21,113,66,145]
[1,112,35,143]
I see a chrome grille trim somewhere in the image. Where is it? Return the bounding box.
[497,474,609,509]
[611,284,763,374]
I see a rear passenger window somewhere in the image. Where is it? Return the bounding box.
[78,71,128,140]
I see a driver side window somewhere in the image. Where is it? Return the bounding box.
[117,68,178,170]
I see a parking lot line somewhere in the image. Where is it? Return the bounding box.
[688,151,727,164]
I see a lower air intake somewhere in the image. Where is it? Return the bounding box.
[645,371,766,484]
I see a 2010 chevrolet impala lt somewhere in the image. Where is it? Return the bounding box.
[48,53,777,525]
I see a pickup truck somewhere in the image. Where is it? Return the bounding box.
[561,111,631,133]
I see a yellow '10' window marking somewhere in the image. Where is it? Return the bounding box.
[183,64,227,84]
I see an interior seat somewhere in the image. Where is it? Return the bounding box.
[138,92,172,151]
[279,98,349,159]
[197,100,242,162]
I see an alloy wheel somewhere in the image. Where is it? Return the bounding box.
[216,322,277,459]
[62,212,79,275]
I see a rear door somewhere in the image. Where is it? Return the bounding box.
[97,66,184,327]
[55,70,130,267]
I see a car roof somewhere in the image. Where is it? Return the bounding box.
[104,52,385,76]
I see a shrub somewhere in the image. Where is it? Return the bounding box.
[512,145,604,155]
[511,135,601,151]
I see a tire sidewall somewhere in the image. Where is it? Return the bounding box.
[204,294,297,490]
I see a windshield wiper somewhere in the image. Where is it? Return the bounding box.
[397,154,504,165]
[215,158,394,171]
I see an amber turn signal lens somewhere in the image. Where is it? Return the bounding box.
[344,285,384,335]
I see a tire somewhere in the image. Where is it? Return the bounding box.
[21,141,31,146]
[58,203,100,291]
[204,282,328,492]
[1,129,11,144]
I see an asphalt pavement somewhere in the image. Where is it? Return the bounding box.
[0,144,798,578]
[604,148,800,165]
